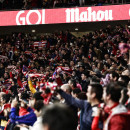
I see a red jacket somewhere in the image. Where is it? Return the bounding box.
[19,107,29,116]
[108,112,130,130]
[92,104,130,130]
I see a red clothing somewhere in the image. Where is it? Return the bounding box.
[56,77,63,86]
[41,93,52,105]
[91,103,129,130]
[19,107,29,116]
[92,113,130,130]
[91,116,100,130]
[9,72,13,79]
[108,113,130,130]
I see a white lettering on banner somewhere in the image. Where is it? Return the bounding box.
[26,10,41,25]
[16,10,45,25]
[16,11,25,25]
[65,7,113,22]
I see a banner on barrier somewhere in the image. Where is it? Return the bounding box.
[0,4,129,26]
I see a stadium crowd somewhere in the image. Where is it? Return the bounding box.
[0,23,130,130]
[0,0,129,10]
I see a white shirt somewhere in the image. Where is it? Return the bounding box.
[29,116,43,130]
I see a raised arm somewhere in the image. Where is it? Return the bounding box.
[58,89,89,109]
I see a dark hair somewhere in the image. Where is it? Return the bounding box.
[82,71,89,77]
[13,125,20,130]
[105,82,122,102]
[34,100,44,112]
[77,92,87,100]
[120,88,128,105]
[21,92,30,100]
[42,104,78,130]
[72,88,81,95]
[2,94,11,103]
[90,83,103,102]
[91,76,100,83]
[111,71,119,81]
[33,92,43,101]
[120,75,129,85]
[117,81,127,88]
[45,88,51,94]
[69,79,77,88]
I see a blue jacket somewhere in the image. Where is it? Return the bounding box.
[9,107,37,126]
[58,89,102,130]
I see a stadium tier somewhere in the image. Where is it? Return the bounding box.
[0,3,130,130]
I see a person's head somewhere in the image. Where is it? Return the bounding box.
[42,103,78,130]
[20,92,30,108]
[20,99,28,108]
[70,61,74,67]
[33,92,43,101]
[71,88,81,98]
[79,66,84,72]
[107,58,112,65]
[90,76,100,84]
[77,92,87,100]
[111,61,117,68]
[103,64,109,71]
[1,94,10,104]
[81,71,89,80]
[30,92,43,108]
[86,83,103,105]
[4,72,9,79]
[34,100,44,117]
[13,125,21,130]
[61,84,72,94]
[104,54,109,60]
[118,75,129,86]
[103,82,122,105]
[0,63,4,69]
[68,79,77,89]
[110,71,119,81]
[120,88,128,105]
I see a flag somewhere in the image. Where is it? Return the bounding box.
[119,43,130,54]
[33,41,47,49]
[38,41,47,49]
[100,74,110,86]
[41,92,52,105]
[7,65,16,69]
[22,81,27,87]
[32,53,37,60]
[0,55,8,60]
[25,51,32,55]
[28,80,36,94]
[3,79,12,88]
[52,70,57,79]
[45,82,58,92]
[28,73,45,78]
[52,66,72,79]
[34,42,39,47]
[59,67,72,75]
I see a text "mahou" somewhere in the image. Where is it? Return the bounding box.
[65,7,113,22]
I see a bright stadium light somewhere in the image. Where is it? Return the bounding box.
[32,30,36,33]
[75,28,78,31]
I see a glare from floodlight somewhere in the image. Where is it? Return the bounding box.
[75,28,78,31]
[32,30,36,32]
